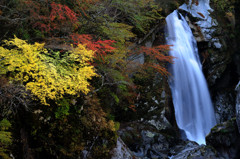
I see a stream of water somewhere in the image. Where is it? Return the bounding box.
[166,9,216,144]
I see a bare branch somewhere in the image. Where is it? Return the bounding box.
[0,5,12,11]
[92,72,130,93]
[0,15,27,23]
[0,79,34,116]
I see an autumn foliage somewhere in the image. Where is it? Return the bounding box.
[138,45,173,76]
[70,33,116,61]
[0,0,175,158]
[25,1,79,33]
[0,37,97,105]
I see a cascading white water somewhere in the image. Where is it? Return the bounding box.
[166,10,216,145]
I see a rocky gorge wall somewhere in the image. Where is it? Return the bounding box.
[113,0,240,158]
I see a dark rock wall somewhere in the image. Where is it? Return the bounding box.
[236,83,240,134]
[206,118,240,159]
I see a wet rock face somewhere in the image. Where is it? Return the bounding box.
[206,118,240,159]
[117,122,226,159]
[236,82,240,133]
[204,48,231,86]
[213,91,235,124]
[233,52,240,77]
[111,138,133,159]
[177,1,238,87]
[117,121,223,159]
[171,142,223,159]
[187,21,230,86]
[178,16,228,86]
[118,122,179,159]
[132,70,176,128]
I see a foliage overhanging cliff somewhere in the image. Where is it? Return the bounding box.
[0,0,174,158]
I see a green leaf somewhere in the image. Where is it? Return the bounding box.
[0,119,11,131]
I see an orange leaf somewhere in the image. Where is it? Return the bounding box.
[197,12,205,18]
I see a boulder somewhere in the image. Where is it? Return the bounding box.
[206,118,240,159]
[118,122,179,159]
[171,141,223,159]
[111,138,134,159]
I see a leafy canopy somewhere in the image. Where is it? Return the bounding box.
[0,119,12,159]
[0,37,97,105]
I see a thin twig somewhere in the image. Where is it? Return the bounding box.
[85,135,99,159]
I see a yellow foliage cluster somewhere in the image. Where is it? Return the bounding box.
[0,37,97,105]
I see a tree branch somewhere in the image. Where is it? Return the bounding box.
[0,15,26,23]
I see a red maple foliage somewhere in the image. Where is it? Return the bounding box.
[50,2,78,23]
[25,1,79,34]
[137,45,174,76]
[70,33,116,61]
[141,45,172,63]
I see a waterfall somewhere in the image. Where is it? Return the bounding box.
[166,10,216,145]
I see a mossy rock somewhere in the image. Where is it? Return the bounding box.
[155,0,185,16]
[206,118,240,158]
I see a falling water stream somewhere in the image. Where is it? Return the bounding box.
[166,3,216,144]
